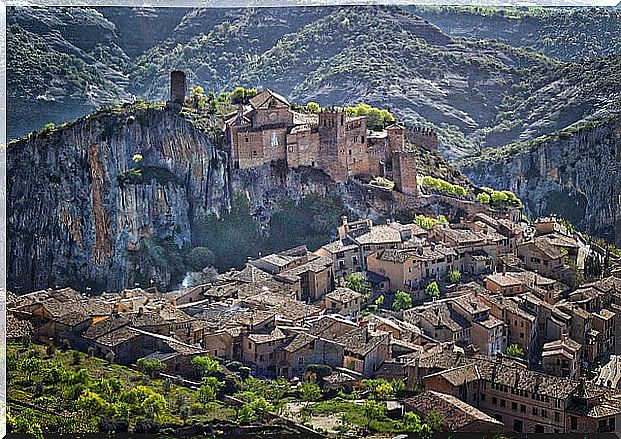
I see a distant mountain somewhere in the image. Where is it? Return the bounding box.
[7,5,620,159]
[410,6,621,62]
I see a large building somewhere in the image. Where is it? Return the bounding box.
[223,87,417,190]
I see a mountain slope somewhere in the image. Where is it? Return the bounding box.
[411,6,621,62]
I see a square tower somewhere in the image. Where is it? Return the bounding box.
[170,70,187,104]
[318,108,349,182]
[392,150,418,196]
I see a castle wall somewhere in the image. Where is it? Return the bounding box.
[253,106,294,127]
[407,127,437,151]
[287,129,320,168]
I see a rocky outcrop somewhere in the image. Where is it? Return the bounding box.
[8,104,229,293]
[462,117,621,241]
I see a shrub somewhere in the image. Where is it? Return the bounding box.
[305,364,333,379]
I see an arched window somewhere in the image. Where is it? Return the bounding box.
[271,132,279,148]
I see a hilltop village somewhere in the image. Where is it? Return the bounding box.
[8,72,621,436]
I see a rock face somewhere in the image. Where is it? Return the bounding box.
[462,117,621,241]
[8,105,230,293]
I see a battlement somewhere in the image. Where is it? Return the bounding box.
[407,126,437,151]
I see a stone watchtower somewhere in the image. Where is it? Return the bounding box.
[318,107,348,182]
[169,70,187,105]
[392,150,418,196]
[386,123,405,152]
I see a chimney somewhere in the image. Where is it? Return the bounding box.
[502,262,507,275]
[170,70,187,104]
[341,215,349,226]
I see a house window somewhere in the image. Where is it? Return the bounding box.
[271,132,279,148]
[512,402,517,411]
[248,342,252,349]
[571,416,578,430]
[555,412,560,422]
[298,357,304,365]
[492,396,497,405]
[533,407,538,416]
[535,425,545,433]
[500,399,506,407]
[542,409,547,418]
[520,404,526,413]
[259,354,264,362]
[481,393,486,402]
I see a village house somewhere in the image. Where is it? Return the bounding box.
[451,293,507,357]
[322,287,363,319]
[517,237,565,279]
[542,334,582,379]
[483,272,525,296]
[366,244,458,301]
[250,246,334,302]
[404,302,471,346]
[337,325,391,376]
[416,354,621,434]
[476,291,537,364]
[403,390,505,432]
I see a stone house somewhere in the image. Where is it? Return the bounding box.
[483,273,525,296]
[405,302,471,346]
[403,390,505,432]
[366,244,458,301]
[281,332,345,378]
[337,326,391,377]
[517,237,565,279]
[451,294,507,357]
[322,287,362,319]
[542,334,582,379]
[241,327,288,377]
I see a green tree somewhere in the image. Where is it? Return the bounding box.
[363,400,386,430]
[374,294,385,308]
[306,101,320,113]
[393,290,413,311]
[191,355,221,377]
[344,273,368,294]
[476,192,491,204]
[402,411,422,432]
[425,410,444,432]
[425,281,440,300]
[507,343,525,358]
[136,358,165,377]
[199,376,224,407]
[186,247,216,271]
[447,269,462,283]
[298,381,322,407]
[375,381,394,400]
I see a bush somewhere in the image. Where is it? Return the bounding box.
[305,364,333,379]
[134,418,160,434]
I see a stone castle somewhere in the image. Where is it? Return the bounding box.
[171,70,437,195]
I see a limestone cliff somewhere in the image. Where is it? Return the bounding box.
[461,116,621,241]
[8,103,231,293]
